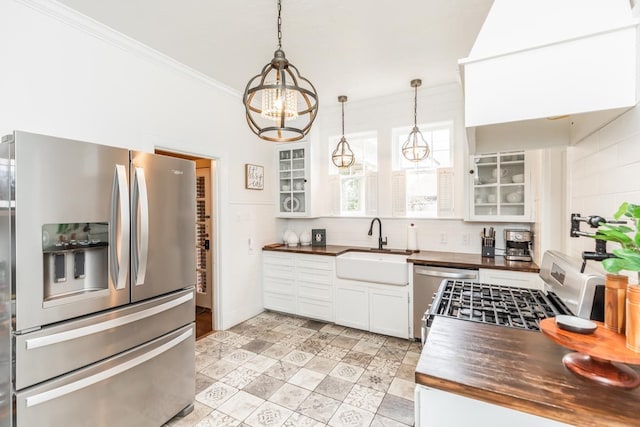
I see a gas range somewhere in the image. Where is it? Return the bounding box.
[422,251,605,342]
[428,280,571,332]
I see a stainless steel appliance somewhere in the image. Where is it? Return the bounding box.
[413,266,478,340]
[504,229,533,261]
[0,131,196,427]
[421,250,605,343]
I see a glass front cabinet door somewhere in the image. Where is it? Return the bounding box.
[277,143,309,217]
[468,151,532,222]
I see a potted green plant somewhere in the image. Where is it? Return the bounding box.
[594,202,640,282]
[590,202,640,335]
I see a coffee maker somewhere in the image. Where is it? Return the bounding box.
[504,229,532,261]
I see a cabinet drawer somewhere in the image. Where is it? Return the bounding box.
[297,298,332,322]
[264,292,296,314]
[298,281,332,302]
[16,324,194,427]
[263,252,294,266]
[297,268,332,285]
[263,277,295,294]
[296,255,333,271]
[264,263,295,279]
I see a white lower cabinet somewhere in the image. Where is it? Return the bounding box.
[335,278,410,339]
[334,283,369,331]
[262,251,334,322]
[479,268,543,290]
[263,251,410,338]
[415,385,571,426]
[369,287,409,338]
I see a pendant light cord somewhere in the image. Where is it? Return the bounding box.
[341,102,345,136]
[413,84,418,127]
[277,0,282,49]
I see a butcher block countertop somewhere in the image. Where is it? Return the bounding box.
[415,316,640,427]
[263,245,539,272]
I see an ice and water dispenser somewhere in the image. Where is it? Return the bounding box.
[42,222,109,304]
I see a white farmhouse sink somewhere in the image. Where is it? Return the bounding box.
[336,251,410,286]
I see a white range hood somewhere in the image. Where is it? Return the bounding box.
[460,0,639,128]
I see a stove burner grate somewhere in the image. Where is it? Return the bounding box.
[433,280,566,331]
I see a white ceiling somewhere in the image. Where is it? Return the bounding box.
[56,0,494,107]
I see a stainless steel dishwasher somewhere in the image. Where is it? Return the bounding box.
[413,265,478,340]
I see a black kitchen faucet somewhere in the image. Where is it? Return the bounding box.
[368,217,388,250]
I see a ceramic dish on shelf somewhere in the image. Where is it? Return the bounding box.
[283,196,300,212]
[506,192,523,203]
[512,174,524,183]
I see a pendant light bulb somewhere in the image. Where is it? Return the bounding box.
[332,96,355,169]
[243,0,318,142]
[402,79,430,162]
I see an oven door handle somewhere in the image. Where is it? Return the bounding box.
[415,268,477,280]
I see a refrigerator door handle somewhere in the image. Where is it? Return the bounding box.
[24,328,193,408]
[111,164,130,290]
[132,167,149,286]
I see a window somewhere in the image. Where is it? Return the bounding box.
[328,132,377,216]
[392,121,453,217]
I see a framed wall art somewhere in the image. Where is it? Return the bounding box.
[311,229,326,247]
[245,164,264,190]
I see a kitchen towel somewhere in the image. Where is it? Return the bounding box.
[407,223,417,251]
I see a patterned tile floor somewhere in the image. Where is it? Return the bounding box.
[166,311,419,427]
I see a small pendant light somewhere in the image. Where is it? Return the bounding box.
[243,0,319,142]
[402,79,430,162]
[332,96,355,169]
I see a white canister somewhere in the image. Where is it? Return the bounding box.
[287,232,299,247]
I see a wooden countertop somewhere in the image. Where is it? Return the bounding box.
[408,250,539,272]
[415,316,640,427]
[263,245,539,272]
[262,244,360,256]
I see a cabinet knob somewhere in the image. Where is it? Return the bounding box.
[469,170,475,175]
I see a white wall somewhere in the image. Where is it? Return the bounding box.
[1,0,276,329]
[566,105,640,283]
[280,216,533,255]
[278,84,534,256]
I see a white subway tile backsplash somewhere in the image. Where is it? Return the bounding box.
[568,105,640,265]
[617,135,640,166]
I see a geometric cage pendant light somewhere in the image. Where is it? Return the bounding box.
[401,79,430,162]
[331,96,355,169]
[243,0,319,142]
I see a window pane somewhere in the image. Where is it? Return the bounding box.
[406,170,437,216]
[392,121,452,217]
[341,176,363,215]
[329,131,377,216]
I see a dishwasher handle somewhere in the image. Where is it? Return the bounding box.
[414,267,478,280]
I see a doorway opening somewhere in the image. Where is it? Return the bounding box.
[156,149,217,340]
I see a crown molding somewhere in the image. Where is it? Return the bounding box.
[16,0,241,98]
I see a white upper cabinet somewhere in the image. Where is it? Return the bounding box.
[276,142,310,217]
[467,150,533,222]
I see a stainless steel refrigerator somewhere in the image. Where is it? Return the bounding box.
[0,131,196,427]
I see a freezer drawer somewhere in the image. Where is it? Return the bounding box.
[15,288,194,390]
[16,323,195,427]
